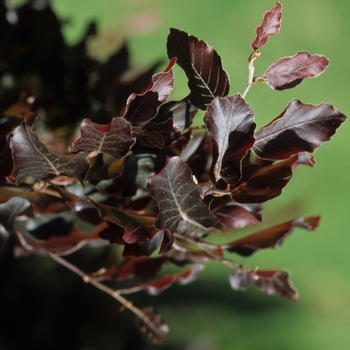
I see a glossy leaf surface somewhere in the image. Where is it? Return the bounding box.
[253,100,346,160]
[263,52,329,90]
[204,94,256,185]
[167,28,229,110]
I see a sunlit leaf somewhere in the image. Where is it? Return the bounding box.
[69,117,135,158]
[167,28,229,110]
[253,100,346,160]
[9,123,90,185]
[251,1,282,50]
[204,94,256,185]
[262,52,329,90]
[147,156,218,239]
[222,216,320,256]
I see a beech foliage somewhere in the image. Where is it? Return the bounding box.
[0,0,346,344]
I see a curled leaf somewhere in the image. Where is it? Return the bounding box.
[253,100,346,160]
[204,94,256,185]
[229,269,298,301]
[222,216,320,256]
[251,1,282,50]
[262,52,329,90]
[167,28,229,110]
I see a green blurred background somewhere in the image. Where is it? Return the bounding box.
[7,0,350,349]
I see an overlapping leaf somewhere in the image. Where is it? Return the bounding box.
[253,100,346,160]
[167,28,229,110]
[204,94,256,185]
[229,269,298,301]
[9,123,90,185]
[231,156,297,203]
[222,216,320,256]
[262,52,329,90]
[251,1,282,50]
[69,117,135,158]
[147,156,218,238]
[0,187,46,211]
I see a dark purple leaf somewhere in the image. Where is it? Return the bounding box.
[229,269,298,301]
[155,99,198,132]
[223,216,320,256]
[124,91,162,125]
[146,58,176,102]
[231,156,297,203]
[135,307,169,344]
[251,1,282,50]
[167,28,229,110]
[9,123,90,185]
[204,94,256,185]
[69,117,135,158]
[262,52,329,90]
[253,100,346,160]
[147,156,218,238]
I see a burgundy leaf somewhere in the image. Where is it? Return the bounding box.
[147,157,218,239]
[167,28,229,110]
[154,99,198,132]
[204,94,256,185]
[69,117,135,158]
[126,265,204,295]
[223,215,320,256]
[124,90,162,125]
[146,58,176,102]
[253,100,346,160]
[262,52,329,90]
[135,307,169,344]
[215,205,261,231]
[229,269,298,301]
[9,123,90,185]
[231,156,297,203]
[251,1,282,50]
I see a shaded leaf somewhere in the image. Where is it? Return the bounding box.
[253,100,346,160]
[251,1,282,50]
[167,28,229,110]
[124,91,162,126]
[0,197,32,232]
[231,156,297,203]
[147,156,218,239]
[135,307,169,344]
[229,269,298,302]
[69,117,135,158]
[9,123,90,185]
[262,52,329,90]
[223,216,320,256]
[204,94,256,185]
[0,187,46,211]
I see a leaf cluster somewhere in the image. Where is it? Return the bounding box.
[0,0,346,343]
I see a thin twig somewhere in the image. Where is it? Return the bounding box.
[241,50,260,99]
